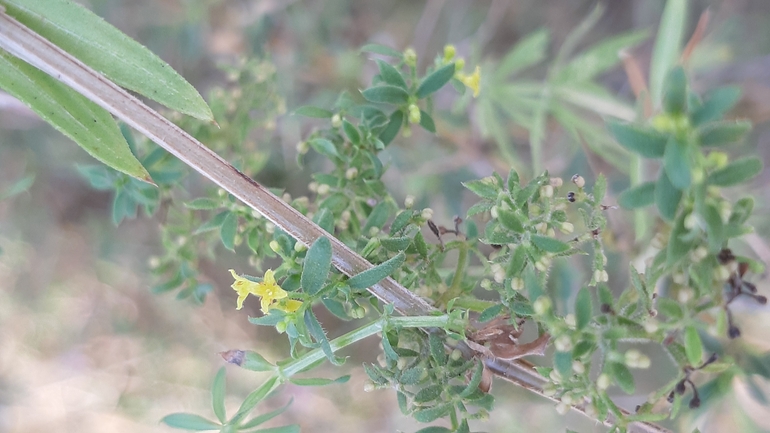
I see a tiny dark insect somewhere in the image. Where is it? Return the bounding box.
[567,191,576,202]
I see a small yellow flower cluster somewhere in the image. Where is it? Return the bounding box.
[443,44,481,97]
[229,269,302,313]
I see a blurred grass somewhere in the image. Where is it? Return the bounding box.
[2,1,770,432]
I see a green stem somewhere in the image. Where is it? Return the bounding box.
[231,314,461,424]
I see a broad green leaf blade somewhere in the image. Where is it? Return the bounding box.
[618,181,655,209]
[684,326,703,366]
[211,367,226,423]
[649,0,688,107]
[0,50,151,182]
[707,157,763,187]
[697,120,751,147]
[416,63,455,99]
[302,237,332,295]
[308,138,340,160]
[161,413,221,431]
[419,109,436,133]
[376,59,407,89]
[610,362,635,394]
[347,251,406,289]
[662,66,687,114]
[497,208,525,233]
[531,234,570,254]
[655,169,682,221]
[494,28,550,80]
[703,203,725,253]
[361,85,409,105]
[293,106,333,118]
[304,309,345,366]
[4,0,212,120]
[663,137,691,190]
[220,212,237,251]
[575,286,592,330]
[479,304,504,323]
[607,120,667,158]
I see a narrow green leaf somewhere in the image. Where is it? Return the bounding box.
[302,237,332,295]
[655,170,682,221]
[347,252,406,289]
[289,375,350,386]
[161,413,220,431]
[506,246,528,277]
[607,120,667,158]
[666,211,690,267]
[376,59,407,89]
[691,86,741,125]
[4,0,212,120]
[466,201,493,218]
[495,28,549,80]
[0,51,151,182]
[379,110,403,146]
[416,63,456,98]
[497,208,525,233]
[649,0,688,107]
[342,119,361,144]
[531,234,570,253]
[462,179,499,199]
[556,30,648,83]
[312,208,335,233]
[618,181,655,209]
[662,67,687,114]
[729,197,754,225]
[231,376,279,425]
[304,309,345,366]
[684,326,703,366]
[211,367,226,423]
[414,426,452,433]
[698,120,751,147]
[479,304,504,323]
[657,298,684,320]
[220,212,238,251]
[390,210,414,233]
[610,362,635,394]
[0,173,34,200]
[554,351,573,378]
[419,109,436,133]
[707,157,763,187]
[429,333,447,365]
[293,105,333,118]
[413,403,451,423]
[238,398,294,430]
[703,203,725,253]
[663,137,691,190]
[360,43,403,58]
[364,201,393,232]
[308,138,340,160]
[459,361,485,398]
[575,286,593,330]
[593,174,607,203]
[381,330,399,361]
[414,384,444,403]
[362,85,409,105]
[185,197,220,210]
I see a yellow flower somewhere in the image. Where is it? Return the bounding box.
[459,66,481,97]
[274,299,303,313]
[229,269,287,312]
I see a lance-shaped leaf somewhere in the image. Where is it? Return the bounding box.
[362,85,409,105]
[684,326,703,366]
[416,63,455,99]
[211,367,226,423]
[691,86,741,126]
[0,51,150,181]
[293,105,333,118]
[376,59,407,89]
[655,169,682,221]
[3,0,212,120]
[302,236,332,295]
[379,109,403,146]
[662,66,687,114]
[663,136,691,190]
[347,252,405,289]
[161,413,221,431]
[575,286,593,330]
[618,182,655,209]
[697,120,751,147]
[531,234,570,253]
[707,157,763,187]
[607,120,667,158]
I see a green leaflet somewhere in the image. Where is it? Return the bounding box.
[3,0,212,121]
[0,50,151,182]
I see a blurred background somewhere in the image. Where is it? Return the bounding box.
[1,0,770,432]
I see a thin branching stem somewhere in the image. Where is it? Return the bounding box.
[0,11,670,433]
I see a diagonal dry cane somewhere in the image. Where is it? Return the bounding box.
[0,9,669,433]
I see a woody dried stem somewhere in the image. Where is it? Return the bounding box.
[0,11,668,433]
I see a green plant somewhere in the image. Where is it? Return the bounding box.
[0,1,768,433]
